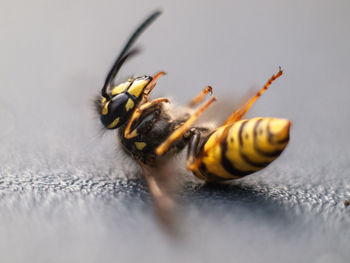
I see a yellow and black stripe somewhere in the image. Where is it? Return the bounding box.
[192,117,290,181]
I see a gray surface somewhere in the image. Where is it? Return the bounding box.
[1,0,350,262]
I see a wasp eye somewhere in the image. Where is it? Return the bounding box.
[100,93,131,129]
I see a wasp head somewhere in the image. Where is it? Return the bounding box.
[96,10,161,129]
[99,76,152,129]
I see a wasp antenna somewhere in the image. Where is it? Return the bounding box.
[278,66,283,75]
[101,10,162,98]
[117,10,162,63]
[101,48,140,98]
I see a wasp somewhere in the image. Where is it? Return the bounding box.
[95,11,290,227]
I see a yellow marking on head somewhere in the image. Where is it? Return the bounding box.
[135,142,147,150]
[128,79,149,98]
[102,101,110,115]
[101,97,106,104]
[111,81,130,95]
[107,117,120,129]
[125,98,135,111]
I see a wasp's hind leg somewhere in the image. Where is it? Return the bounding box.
[185,128,222,182]
[187,86,213,108]
[185,129,205,179]
[224,67,283,125]
[156,96,216,156]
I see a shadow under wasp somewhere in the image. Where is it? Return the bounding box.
[94,10,291,230]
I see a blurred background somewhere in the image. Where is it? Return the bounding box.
[0,0,349,262]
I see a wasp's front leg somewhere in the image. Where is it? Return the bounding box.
[156,96,216,156]
[141,71,166,102]
[124,98,170,139]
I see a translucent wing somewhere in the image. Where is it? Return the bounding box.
[139,160,180,234]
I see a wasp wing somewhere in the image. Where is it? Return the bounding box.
[139,160,181,234]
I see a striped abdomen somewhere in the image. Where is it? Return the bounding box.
[193,117,290,181]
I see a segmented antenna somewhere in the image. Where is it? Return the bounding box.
[101,10,162,98]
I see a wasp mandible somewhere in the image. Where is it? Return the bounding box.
[95,10,290,226]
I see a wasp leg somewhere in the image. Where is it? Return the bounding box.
[185,129,207,180]
[124,71,167,139]
[156,96,216,156]
[185,128,219,182]
[141,71,166,102]
[223,67,283,125]
[124,98,170,139]
[188,86,213,108]
[186,129,201,169]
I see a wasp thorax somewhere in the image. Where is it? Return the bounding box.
[99,76,152,129]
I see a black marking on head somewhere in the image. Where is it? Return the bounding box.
[100,92,136,129]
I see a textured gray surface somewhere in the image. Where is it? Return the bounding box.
[1,0,350,262]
